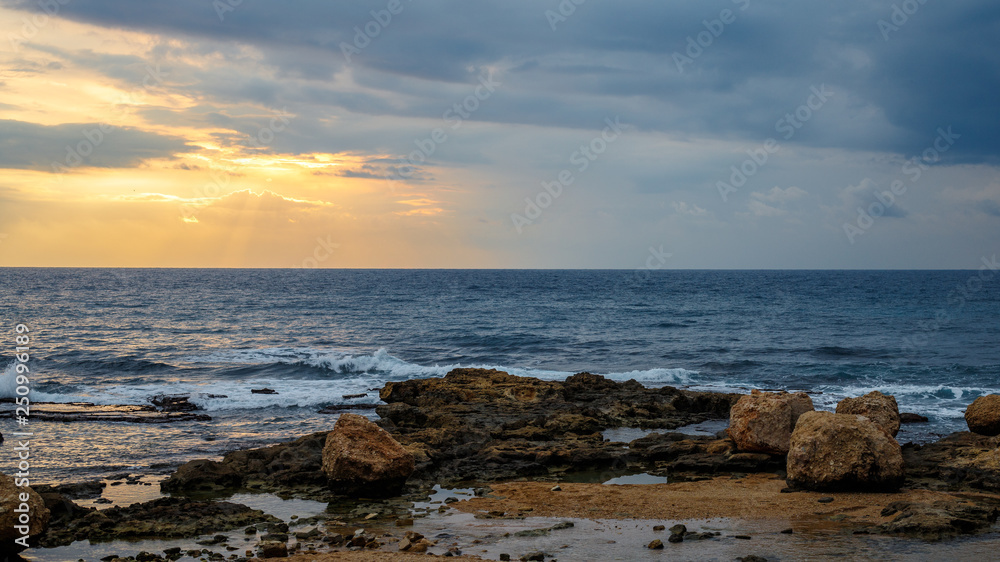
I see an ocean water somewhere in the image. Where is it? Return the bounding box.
[0,268,997,483]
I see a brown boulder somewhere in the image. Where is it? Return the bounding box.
[322,413,415,497]
[786,411,904,492]
[836,391,901,437]
[965,395,1000,436]
[0,473,51,552]
[726,390,814,454]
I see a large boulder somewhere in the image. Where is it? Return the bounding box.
[323,413,415,497]
[786,411,904,492]
[0,473,51,552]
[836,391,901,437]
[726,390,814,454]
[965,395,1000,436]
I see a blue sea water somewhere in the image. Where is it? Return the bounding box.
[0,268,998,483]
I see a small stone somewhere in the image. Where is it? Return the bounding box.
[364,512,379,520]
[648,539,664,549]
[444,497,459,504]
[521,553,546,561]
[395,518,414,526]
[780,528,794,534]
[737,556,768,562]
[550,485,562,491]
[667,533,683,543]
[818,497,834,503]
[733,534,752,540]
[669,524,687,535]
[652,525,665,531]
[500,555,511,561]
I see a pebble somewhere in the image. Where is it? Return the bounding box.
[818,497,834,503]
[647,539,664,549]
[652,525,666,531]
[550,485,562,491]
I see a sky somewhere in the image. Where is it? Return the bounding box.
[0,0,998,268]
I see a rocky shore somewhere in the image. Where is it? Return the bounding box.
[6,369,1000,560]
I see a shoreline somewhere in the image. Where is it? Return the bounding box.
[8,368,1000,561]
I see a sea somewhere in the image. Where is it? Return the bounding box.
[0,268,998,484]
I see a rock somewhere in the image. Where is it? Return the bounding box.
[34,480,105,500]
[550,485,561,492]
[878,498,1000,540]
[252,388,278,395]
[652,524,665,531]
[38,496,280,548]
[165,369,745,495]
[965,395,1000,436]
[151,394,200,412]
[0,473,51,552]
[836,391,901,437]
[7,402,210,423]
[726,390,814,454]
[647,539,664,549]
[786,411,904,492]
[159,459,242,492]
[900,412,929,424]
[817,497,834,503]
[737,557,768,562]
[322,412,415,497]
[521,552,546,561]
[258,541,288,558]
[162,431,329,493]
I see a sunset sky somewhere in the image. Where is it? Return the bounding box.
[0,0,998,268]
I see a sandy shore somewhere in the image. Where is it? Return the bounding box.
[454,474,979,522]
[277,554,483,561]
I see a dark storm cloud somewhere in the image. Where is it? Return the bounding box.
[0,119,193,171]
[5,0,997,162]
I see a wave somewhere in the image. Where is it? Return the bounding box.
[2,349,700,411]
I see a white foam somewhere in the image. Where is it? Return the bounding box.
[26,348,707,411]
[0,362,18,399]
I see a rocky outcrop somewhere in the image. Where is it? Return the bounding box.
[379,369,741,484]
[725,390,814,454]
[161,431,329,493]
[836,391,901,437]
[164,369,743,493]
[0,473,50,552]
[965,395,1000,436]
[39,496,280,547]
[878,498,1000,541]
[902,432,1000,491]
[786,411,904,492]
[323,413,415,497]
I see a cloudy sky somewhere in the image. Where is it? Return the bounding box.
[0,0,997,268]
